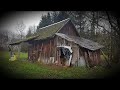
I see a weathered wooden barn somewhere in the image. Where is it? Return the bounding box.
[10,18,104,67]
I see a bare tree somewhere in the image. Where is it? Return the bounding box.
[29,25,36,35]
[0,30,9,49]
[105,11,120,63]
[14,20,26,58]
[16,20,26,39]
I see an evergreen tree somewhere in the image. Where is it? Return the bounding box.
[26,27,32,38]
[51,11,59,23]
[57,11,69,21]
[36,12,53,33]
[36,11,69,33]
[46,12,53,25]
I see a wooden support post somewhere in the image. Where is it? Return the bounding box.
[56,49,58,65]
[17,44,21,60]
[44,46,45,63]
[49,40,51,60]
[54,47,56,64]
[28,46,29,60]
[41,43,43,62]
[37,44,39,59]
[49,40,51,62]
[54,38,57,64]
[100,49,111,66]
[57,50,58,64]
[92,51,94,65]
[64,39,65,45]
[101,50,107,60]
[50,40,51,54]
[58,49,60,65]
[86,51,90,68]
[78,46,79,66]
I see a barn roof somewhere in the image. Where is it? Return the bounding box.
[9,35,40,45]
[9,18,104,50]
[35,18,70,40]
[55,33,104,51]
[9,18,70,45]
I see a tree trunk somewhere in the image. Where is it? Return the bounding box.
[106,11,120,63]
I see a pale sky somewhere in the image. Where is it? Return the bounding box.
[0,11,50,35]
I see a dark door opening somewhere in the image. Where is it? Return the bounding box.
[60,48,66,66]
[57,46,73,66]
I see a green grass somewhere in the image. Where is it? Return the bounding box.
[0,51,118,79]
[19,52,28,60]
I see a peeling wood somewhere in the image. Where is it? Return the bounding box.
[26,19,102,67]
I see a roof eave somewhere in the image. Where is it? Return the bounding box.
[55,33,104,51]
[35,18,70,41]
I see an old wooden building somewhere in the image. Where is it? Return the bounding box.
[10,18,104,67]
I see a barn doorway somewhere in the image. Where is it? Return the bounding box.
[57,46,72,66]
[60,48,66,66]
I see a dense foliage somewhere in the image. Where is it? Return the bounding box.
[27,11,120,64]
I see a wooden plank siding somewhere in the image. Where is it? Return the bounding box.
[59,21,79,37]
[27,20,101,67]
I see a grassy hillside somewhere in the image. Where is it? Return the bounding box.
[0,51,118,79]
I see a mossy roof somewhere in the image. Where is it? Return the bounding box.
[9,35,40,45]
[35,18,70,40]
[9,18,70,45]
[55,33,104,51]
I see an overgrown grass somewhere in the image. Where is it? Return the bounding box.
[0,51,118,79]
[19,52,28,60]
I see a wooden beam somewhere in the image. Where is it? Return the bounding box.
[86,51,90,68]
[41,43,43,61]
[17,44,21,59]
[50,40,52,63]
[57,50,58,65]
[64,39,65,45]
[50,40,51,57]
[100,49,111,66]
[54,37,57,61]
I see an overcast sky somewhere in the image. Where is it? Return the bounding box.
[0,11,50,35]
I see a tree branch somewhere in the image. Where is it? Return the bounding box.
[106,11,120,38]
